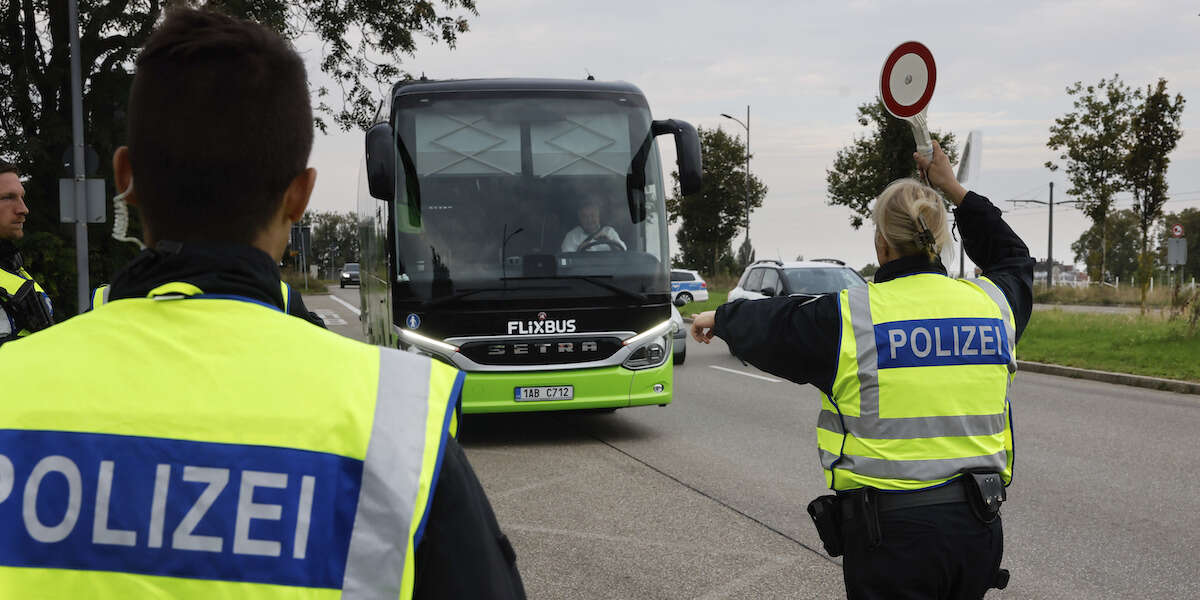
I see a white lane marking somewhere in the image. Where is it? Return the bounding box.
[708,365,781,383]
[312,309,346,326]
[330,293,361,316]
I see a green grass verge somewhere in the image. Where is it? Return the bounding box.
[1020,309,1200,382]
[677,290,728,317]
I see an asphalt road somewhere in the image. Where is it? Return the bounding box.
[313,287,1200,599]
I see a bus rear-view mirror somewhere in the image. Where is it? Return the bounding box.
[365,122,395,201]
[652,119,702,196]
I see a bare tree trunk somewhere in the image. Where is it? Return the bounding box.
[1100,216,1108,287]
[1139,228,1150,315]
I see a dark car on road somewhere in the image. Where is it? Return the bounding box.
[339,263,360,288]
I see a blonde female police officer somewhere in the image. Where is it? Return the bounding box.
[0,9,523,599]
[692,141,1034,599]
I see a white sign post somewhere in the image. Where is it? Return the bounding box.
[880,41,937,159]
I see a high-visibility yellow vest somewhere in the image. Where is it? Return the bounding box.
[0,282,463,599]
[820,273,1016,492]
[0,266,53,338]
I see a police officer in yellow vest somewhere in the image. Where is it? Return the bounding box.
[0,9,524,599]
[0,160,54,346]
[692,141,1033,599]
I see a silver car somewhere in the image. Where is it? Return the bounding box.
[728,259,866,302]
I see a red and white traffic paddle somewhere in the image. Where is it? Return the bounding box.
[880,41,937,159]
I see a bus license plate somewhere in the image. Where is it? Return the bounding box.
[514,386,574,402]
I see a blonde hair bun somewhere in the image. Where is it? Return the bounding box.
[871,179,953,264]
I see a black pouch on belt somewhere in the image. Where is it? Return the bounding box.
[963,471,1006,524]
[854,487,883,549]
[10,280,54,332]
[806,495,844,557]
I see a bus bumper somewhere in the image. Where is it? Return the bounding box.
[458,362,672,414]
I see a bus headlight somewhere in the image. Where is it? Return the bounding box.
[397,328,459,363]
[622,320,673,370]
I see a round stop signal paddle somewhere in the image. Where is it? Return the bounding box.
[880,41,937,160]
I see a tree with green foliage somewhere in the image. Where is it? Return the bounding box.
[310,211,362,276]
[667,126,766,275]
[1125,79,1185,311]
[1046,75,1139,282]
[826,99,957,229]
[860,263,879,278]
[1071,208,1142,283]
[0,0,477,314]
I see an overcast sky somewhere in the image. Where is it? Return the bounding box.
[297,0,1200,274]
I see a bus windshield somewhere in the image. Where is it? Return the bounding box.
[389,91,670,306]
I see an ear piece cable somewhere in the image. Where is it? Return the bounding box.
[112,184,146,250]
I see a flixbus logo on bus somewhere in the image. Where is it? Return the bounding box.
[506,315,577,335]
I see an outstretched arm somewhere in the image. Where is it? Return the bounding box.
[690,293,842,396]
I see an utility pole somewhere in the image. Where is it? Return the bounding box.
[1047,182,1054,286]
[1008,182,1062,286]
[721,106,751,244]
[68,0,89,311]
[744,105,750,243]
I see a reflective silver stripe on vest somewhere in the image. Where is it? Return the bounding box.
[847,287,880,419]
[970,277,1017,374]
[820,449,1008,480]
[342,349,432,599]
[817,410,1008,438]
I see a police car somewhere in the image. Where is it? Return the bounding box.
[670,269,708,305]
[728,259,866,303]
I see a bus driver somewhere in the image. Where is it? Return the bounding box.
[561,196,626,252]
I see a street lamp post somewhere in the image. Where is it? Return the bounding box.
[721,106,751,244]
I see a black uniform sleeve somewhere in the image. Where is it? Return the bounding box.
[712,294,843,396]
[285,288,327,328]
[413,438,527,600]
[954,192,1036,342]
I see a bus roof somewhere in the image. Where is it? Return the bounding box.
[391,77,646,97]
[373,78,650,132]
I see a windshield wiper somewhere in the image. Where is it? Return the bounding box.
[501,275,648,303]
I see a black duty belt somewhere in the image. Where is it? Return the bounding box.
[839,481,967,521]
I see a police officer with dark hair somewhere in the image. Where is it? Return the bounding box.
[692,141,1033,599]
[0,160,54,346]
[0,9,523,599]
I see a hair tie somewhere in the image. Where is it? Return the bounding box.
[915,214,936,253]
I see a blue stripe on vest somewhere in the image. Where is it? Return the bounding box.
[0,429,362,589]
[874,317,1011,369]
